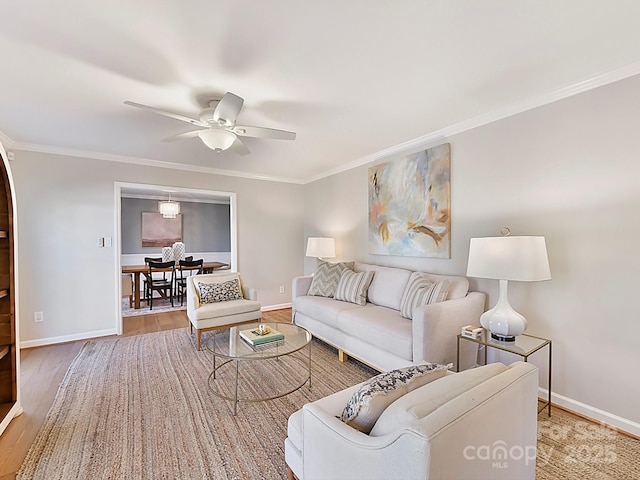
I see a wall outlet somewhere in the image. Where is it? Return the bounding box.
[34,311,43,323]
[279,285,285,294]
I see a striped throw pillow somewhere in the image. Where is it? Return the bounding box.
[334,269,375,306]
[400,273,449,319]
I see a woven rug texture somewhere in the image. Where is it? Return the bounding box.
[18,327,640,479]
[18,329,375,479]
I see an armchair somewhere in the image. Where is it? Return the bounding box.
[285,361,538,480]
[186,272,262,350]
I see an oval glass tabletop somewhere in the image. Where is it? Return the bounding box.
[205,322,312,360]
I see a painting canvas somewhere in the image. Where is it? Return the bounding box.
[141,212,182,247]
[368,143,451,258]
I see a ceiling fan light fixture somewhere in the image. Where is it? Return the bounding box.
[198,129,237,152]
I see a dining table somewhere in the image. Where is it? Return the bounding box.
[122,261,230,309]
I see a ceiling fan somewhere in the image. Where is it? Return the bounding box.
[124,92,296,155]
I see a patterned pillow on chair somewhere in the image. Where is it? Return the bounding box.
[340,363,451,433]
[198,279,243,304]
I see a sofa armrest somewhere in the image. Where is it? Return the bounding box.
[292,275,313,299]
[242,286,258,301]
[411,291,486,370]
[186,276,201,312]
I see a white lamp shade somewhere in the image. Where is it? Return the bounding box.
[306,237,336,258]
[158,200,180,218]
[198,129,237,151]
[467,236,551,282]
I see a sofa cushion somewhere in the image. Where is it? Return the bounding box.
[334,269,374,306]
[198,278,243,304]
[293,295,362,329]
[354,263,412,310]
[338,306,413,361]
[369,362,508,437]
[399,274,449,318]
[308,260,355,298]
[340,363,450,433]
[188,298,261,321]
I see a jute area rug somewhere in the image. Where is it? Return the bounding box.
[18,328,376,479]
[19,327,640,479]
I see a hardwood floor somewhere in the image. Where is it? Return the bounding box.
[0,309,292,479]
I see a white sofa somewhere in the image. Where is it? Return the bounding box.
[186,272,262,350]
[285,361,539,480]
[292,262,485,371]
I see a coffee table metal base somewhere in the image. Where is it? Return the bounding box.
[205,323,312,415]
[208,342,312,415]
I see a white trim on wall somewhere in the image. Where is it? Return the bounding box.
[20,328,117,349]
[540,388,640,438]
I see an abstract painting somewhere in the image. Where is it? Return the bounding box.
[368,143,451,258]
[141,212,182,247]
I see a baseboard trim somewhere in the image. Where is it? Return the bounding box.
[262,302,292,312]
[540,387,640,438]
[20,328,118,349]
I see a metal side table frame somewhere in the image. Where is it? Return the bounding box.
[457,331,552,416]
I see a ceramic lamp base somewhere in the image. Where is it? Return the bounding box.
[480,279,527,341]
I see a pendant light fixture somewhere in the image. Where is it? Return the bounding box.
[159,192,180,218]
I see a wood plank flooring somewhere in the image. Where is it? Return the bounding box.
[0,309,292,479]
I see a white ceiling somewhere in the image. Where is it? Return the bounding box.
[2,0,640,183]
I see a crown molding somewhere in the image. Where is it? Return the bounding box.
[7,141,305,185]
[303,59,640,184]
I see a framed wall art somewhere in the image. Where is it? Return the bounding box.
[141,212,183,247]
[368,143,451,258]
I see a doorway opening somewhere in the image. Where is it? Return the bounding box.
[114,182,237,335]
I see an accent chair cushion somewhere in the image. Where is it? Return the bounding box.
[369,362,508,437]
[198,278,243,304]
[400,273,449,319]
[340,363,451,433]
[307,260,355,298]
[333,269,375,306]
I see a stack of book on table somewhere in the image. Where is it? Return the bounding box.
[240,326,285,350]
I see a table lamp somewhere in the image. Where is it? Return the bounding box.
[466,235,551,341]
[306,237,335,260]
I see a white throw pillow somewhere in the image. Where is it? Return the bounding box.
[400,273,449,319]
[340,363,451,433]
[307,260,355,298]
[333,269,374,306]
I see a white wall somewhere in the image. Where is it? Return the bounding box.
[10,151,304,345]
[304,74,640,434]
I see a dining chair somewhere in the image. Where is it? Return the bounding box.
[147,260,175,310]
[176,258,204,306]
[143,256,163,304]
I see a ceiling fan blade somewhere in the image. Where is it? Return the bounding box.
[233,125,296,140]
[213,92,244,126]
[161,130,206,142]
[229,137,250,155]
[124,101,206,127]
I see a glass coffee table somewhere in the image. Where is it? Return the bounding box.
[205,322,312,414]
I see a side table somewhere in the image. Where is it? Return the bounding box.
[456,331,552,416]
